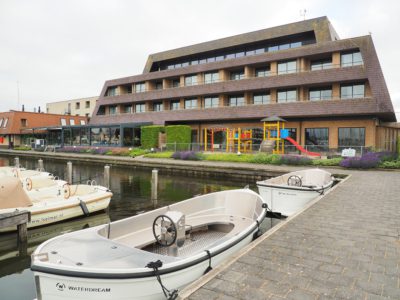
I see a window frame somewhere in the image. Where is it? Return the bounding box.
[184,98,198,110]
[204,96,219,109]
[228,95,245,107]
[253,93,271,105]
[277,89,297,103]
[135,103,146,113]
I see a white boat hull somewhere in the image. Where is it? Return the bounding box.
[34,228,256,300]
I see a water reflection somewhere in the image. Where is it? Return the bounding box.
[0,155,276,300]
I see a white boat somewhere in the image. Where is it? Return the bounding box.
[31,189,267,300]
[0,166,53,179]
[257,168,334,217]
[0,177,113,232]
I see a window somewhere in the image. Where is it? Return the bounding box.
[172,79,180,88]
[284,128,297,152]
[106,87,118,96]
[155,82,163,90]
[204,96,219,108]
[135,103,146,113]
[75,102,80,110]
[338,128,365,148]
[185,75,198,86]
[228,95,245,107]
[309,87,332,101]
[277,89,297,103]
[305,128,329,151]
[204,72,219,84]
[341,51,363,67]
[0,118,3,127]
[80,120,86,125]
[21,119,28,127]
[311,59,332,71]
[85,101,90,108]
[253,93,270,105]
[3,118,8,127]
[109,105,118,115]
[97,106,106,115]
[268,45,279,52]
[153,102,163,112]
[135,82,146,93]
[341,83,365,99]
[170,101,180,110]
[255,67,270,77]
[230,70,245,80]
[184,99,197,109]
[70,119,75,126]
[123,105,132,113]
[61,118,67,126]
[278,60,297,75]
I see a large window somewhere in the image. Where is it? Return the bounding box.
[311,59,332,70]
[21,119,28,127]
[0,118,3,127]
[204,96,219,108]
[338,128,365,148]
[253,93,270,104]
[153,102,163,112]
[230,70,245,80]
[91,128,110,146]
[106,87,117,97]
[284,128,297,152]
[184,99,197,109]
[184,74,198,86]
[341,51,363,67]
[109,105,118,115]
[309,87,332,101]
[277,89,297,103]
[135,103,146,113]
[341,83,365,99]
[3,118,8,128]
[170,101,180,110]
[255,66,270,77]
[277,60,297,75]
[135,82,146,93]
[123,104,132,114]
[228,95,245,107]
[172,79,180,88]
[204,72,219,84]
[305,128,329,151]
[85,101,90,108]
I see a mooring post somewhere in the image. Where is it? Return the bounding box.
[17,223,28,244]
[67,161,73,184]
[38,159,44,172]
[14,157,20,168]
[104,165,111,189]
[151,169,158,201]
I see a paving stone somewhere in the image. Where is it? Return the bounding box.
[334,286,366,299]
[355,279,383,296]
[318,264,343,274]
[381,285,400,298]
[188,288,220,300]
[260,281,290,297]
[286,288,317,300]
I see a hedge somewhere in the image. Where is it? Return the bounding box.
[141,125,165,149]
[166,125,191,151]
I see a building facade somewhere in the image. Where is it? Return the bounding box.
[89,17,399,152]
[46,96,98,117]
[0,111,87,148]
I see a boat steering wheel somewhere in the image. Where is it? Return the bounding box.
[152,215,177,247]
[287,175,302,187]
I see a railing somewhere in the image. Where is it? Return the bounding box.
[104,62,365,97]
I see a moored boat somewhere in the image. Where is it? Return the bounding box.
[257,168,334,217]
[31,189,267,300]
[0,177,113,232]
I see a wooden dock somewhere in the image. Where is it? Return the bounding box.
[0,210,31,243]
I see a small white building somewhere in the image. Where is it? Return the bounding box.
[46,96,98,117]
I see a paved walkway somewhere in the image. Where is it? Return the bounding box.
[181,169,400,299]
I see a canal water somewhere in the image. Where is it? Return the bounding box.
[0,155,278,300]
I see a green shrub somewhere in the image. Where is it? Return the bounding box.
[13,146,31,151]
[141,125,165,149]
[144,152,174,158]
[166,125,191,151]
[312,157,343,166]
[128,148,149,157]
[202,153,253,163]
[397,137,400,158]
[379,160,400,169]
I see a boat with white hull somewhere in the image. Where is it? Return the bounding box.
[0,177,113,232]
[31,189,267,300]
[257,168,334,217]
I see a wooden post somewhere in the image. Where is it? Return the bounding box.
[104,165,111,189]
[17,223,28,244]
[14,157,20,168]
[67,161,73,184]
[151,169,158,201]
[38,159,44,172]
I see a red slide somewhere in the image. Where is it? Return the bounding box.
[284,137,321,157]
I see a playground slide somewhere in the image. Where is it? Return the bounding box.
[284,137,321,157]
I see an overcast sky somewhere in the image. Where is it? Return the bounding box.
[0,0,399,120]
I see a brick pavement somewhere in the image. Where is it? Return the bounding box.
[183,170,400,299]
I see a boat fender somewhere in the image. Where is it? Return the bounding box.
[79,200,90,216]
[146,260,178,300]
[203,250,213,274]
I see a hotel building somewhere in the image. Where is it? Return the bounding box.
[89,17,399,152]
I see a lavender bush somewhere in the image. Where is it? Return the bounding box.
[340,151,396,169]
[172,151,201,161]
